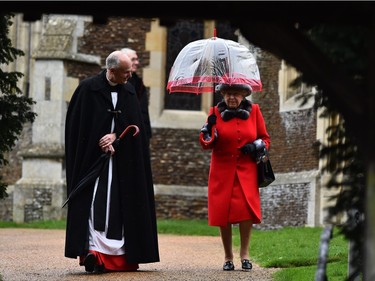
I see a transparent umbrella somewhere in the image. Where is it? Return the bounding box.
[167,31,262,95]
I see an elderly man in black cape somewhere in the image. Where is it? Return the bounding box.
[121,47,152,141]
[64,50,159,273]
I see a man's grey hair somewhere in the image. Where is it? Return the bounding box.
[106,51,121,69]
[121,47,136,56]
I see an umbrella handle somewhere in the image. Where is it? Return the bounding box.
[119,124,140,140]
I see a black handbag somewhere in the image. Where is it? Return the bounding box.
[257,153,275,187]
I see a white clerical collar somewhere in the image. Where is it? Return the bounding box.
[106,71,117,86]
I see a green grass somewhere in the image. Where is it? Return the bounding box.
[0,220,66,229]
[248,226,348,281]
[0,219,348,280]
[157,219,220,236]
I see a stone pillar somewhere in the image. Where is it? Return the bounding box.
[13,15,99,222]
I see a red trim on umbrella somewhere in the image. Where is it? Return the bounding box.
[167,78,262,94]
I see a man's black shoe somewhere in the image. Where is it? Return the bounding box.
[83,253,96,273]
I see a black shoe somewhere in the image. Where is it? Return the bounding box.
[241,259,252,271]
[94,264,106,274]
[223,261,235,271]
[84,253,96,273]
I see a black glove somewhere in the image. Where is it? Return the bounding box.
[240,143,256,155]
[240,139,266,156]
[200,114,217,141]
[206,114,217,133]
[200,126,218,142]
[200,124,209,134]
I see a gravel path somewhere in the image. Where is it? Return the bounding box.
[0,228,278,281]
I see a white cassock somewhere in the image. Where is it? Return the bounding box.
[88,91,125,255]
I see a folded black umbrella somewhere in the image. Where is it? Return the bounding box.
[62,125,139,208]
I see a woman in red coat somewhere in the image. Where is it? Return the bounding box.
[199,83,270,272]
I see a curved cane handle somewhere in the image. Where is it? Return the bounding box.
[119,124,140,140]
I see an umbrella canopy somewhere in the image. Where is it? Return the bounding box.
[167,36,262,94]
[62,125,139,208]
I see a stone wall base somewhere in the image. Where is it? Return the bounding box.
[12,180,66,223]
[1,171,325,230]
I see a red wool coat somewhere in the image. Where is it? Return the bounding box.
[199,103,270,227]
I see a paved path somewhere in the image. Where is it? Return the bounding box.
[0,229,277,281]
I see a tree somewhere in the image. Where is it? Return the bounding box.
[303,25,367,280]
[258,21,367,280]
[0,13,36,199]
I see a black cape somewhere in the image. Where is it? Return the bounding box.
[64,70,159,264]
[128,72,152,140]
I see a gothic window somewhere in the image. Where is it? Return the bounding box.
[165,20,204,110]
